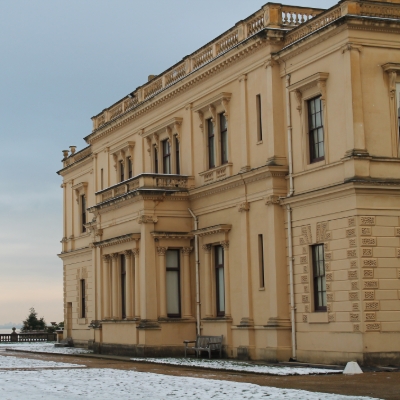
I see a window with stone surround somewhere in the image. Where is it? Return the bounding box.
[215,245,225,316]
[166,249,181,318]
[312,244,327,312]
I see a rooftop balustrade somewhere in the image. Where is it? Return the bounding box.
[91,3,324,131]
[95,173,195,205]
[91,1,400,132]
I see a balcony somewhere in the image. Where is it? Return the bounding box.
[95,173,195,205]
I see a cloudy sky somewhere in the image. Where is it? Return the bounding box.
[0,0,335,326]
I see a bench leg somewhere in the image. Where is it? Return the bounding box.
[184,346,187,358]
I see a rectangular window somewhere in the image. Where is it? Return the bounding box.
[162,139,171,174]
[308,96,324,163]
[256,94,263,141]
[312,244,327,311]
[128,157,133,179]
[120,254,126,319]
[258,234,265,288]
[175,136,180,174]
[166,249,181,317]
[220,113,228,164]
[119,160,124,182]
[100,168,104,190]
[215,245,225,316]
[80,279,86,318]
[208,119,215,169]
[81,195,86,233]
[154,146,159,173]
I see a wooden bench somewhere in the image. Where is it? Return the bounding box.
[183,335,223,359]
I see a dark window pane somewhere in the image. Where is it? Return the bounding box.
[208,119,215,169]
[166,250,180,317]
[312,244,326,311]
[308,97,324,163]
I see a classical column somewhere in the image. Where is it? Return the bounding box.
[157,247,167,318]
[102,254,111,319]
[221,241,231,317]
[182,247,193,318]
[111,253,119,319]
[237,202,253,326]
[133,248,140,319]
[202,244,212,317]
[124,250,134,319]
[342,44,367,156]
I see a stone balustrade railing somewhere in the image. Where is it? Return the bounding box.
[284,0,400,48]
[63,146,92,167]
[96,173,195,204]
[92,3,325,131]
[85,1,400,133]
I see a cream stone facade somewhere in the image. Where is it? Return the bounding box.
[58,1,400,365]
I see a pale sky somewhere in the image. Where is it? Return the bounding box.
[0,0,335,325]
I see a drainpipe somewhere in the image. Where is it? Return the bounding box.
[286,204,296,360]
[285,74,296,360]
[188,208,200,336]
[286,74,294,196]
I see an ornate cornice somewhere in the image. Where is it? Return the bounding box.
[85,38,268,145]
[192,224,232,237]
[151,232,194,240]
[92,233,140,248]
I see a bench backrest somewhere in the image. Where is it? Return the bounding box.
[196,335,223,349]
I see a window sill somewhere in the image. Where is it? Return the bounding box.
[256,140,263,145]
[77,318,87,325]
[305,158,326,171]
[307,312,328,324]
[259,287,265,291]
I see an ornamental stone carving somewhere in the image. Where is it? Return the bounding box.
[124,250,132,258]
[237,201,250,212]
[182,247,193,255]
[220,241,229,250]
[157,247,167,256]
[137,215,158,224]
[202,244,212,252]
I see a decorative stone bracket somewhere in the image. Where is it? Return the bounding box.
[72,182,88,204]
[193,92,232,131]
[288,72,329,114]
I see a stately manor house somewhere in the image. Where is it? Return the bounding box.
[58,0,400,365]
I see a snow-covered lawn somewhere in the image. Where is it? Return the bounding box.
[0,355,82,370]
[0,342,93,355]
[130,357,342,376]
[0,359,378,400]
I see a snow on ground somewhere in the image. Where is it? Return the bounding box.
[0,355,82,369]
[0,362,378,400]
[130,357,342,376]
[0,342,93,355]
